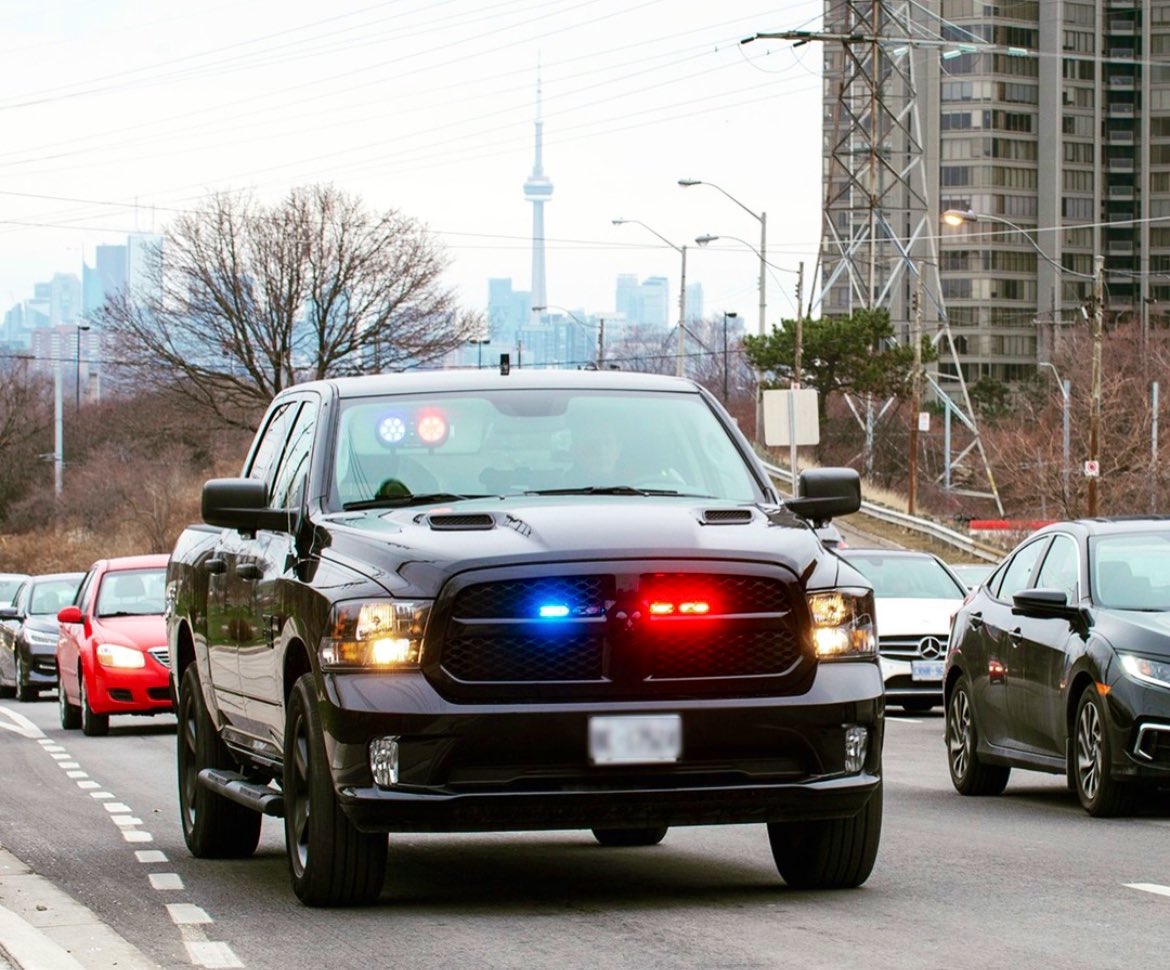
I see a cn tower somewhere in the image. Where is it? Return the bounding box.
[523,71,553,322]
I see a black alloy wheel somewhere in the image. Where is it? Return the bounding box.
[1073,688,1136,818]
[79,672,109,737]
[176,665,261,858]
[284,673,387,906]
[58,664,80,729]
[946,677,1010,796]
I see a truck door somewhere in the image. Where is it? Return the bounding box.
[236,397,319,743]
[210,401,298,728]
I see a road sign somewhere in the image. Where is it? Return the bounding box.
[762,388,820,446]
[1083,460,1100,478]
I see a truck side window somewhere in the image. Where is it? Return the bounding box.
[271,401,318,510]
[246,402,296,488]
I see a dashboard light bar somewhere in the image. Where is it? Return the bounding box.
[679,601,710,614]
[649,602,674,615]
[539,604,570,618]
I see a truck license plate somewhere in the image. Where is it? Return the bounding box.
[911,660,945,682]
[589,715,682,765]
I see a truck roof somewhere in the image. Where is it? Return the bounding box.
[293,369,700,399]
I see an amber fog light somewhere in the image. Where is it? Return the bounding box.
[844,726,868,773]
[369,736,400,787]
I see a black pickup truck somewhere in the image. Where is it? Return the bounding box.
[166,369,882,906]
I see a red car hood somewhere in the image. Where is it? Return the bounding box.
[91,615,167,650]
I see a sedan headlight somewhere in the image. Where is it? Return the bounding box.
[319,600,430,670]
[807,588,877,660]
[1119,653,1170,691]
[96,643,146,669]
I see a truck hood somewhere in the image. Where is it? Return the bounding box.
[318,497,844,598]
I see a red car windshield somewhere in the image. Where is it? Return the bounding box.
[96,568,166,618]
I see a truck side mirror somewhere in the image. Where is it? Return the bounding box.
[202,478,293,533]
[785,468,861,523]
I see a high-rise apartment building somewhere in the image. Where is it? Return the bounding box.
[823,1,1166,383]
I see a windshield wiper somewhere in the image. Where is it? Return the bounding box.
[99,611,158,618]
[525,485,695,497]
[342,493,488,510]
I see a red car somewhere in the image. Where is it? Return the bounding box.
[56,554,172,735]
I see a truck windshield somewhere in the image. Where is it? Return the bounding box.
[331,388,762,507]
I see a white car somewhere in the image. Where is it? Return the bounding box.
[838,549,968,713]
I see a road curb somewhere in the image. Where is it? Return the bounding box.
[0,846,158,970]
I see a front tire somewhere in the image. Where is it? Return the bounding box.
[1073,689,1136,817]
[15,653,36,702]
[946,677,1010,796]
[768,781,882,889]
[591,826,668,847]
[79,671,109,736]
[284,673,387,906]
[177,665,261,858]
[58,665,80,729]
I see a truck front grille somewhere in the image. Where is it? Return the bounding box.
[430,566,809,699]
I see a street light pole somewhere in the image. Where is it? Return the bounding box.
[909,271,923,516]
[722,311,737,403]
[1039,362,1071,502]
[679,179,767,337]
[1089,254,1105,516]
[75,323,90,412]
[612,219,688,377]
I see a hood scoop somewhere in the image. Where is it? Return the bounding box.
[426,512,497,532]
[701,508,754,525]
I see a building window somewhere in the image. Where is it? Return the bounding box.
[1063,30,1095,53]
[1064,169,1094,192]
[942,111,976,130]
[1063,142,1095,163]
[942,166,972,186]
[1063,197,1094,219]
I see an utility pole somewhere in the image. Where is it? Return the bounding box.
[1088,254,1105,517]
[596,318,605,368]
[908,270,923,516]
[722,311,737,403]
[676,245,688,378]
[794,261,805,385]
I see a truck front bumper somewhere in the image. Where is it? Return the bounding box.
[323,662,884,834]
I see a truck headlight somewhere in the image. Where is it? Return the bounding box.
[319,600,430,670]
[807,588,877,660]
[96,643,146,669]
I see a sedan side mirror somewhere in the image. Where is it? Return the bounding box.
[58,605,83,624]
[0,606,18,621]
[1013,588,1080,620]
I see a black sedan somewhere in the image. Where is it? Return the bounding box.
[945,518,1170,816]
[0,572,84,701]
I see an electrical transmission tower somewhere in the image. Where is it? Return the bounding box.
[746,0,1004,514]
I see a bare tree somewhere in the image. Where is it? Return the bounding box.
[0,359,52,520]
[96,185,480,427]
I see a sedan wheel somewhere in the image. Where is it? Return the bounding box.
[1073,689,1135,817]
[946,678,1010,796]
[15,653,37,703]
[79,672,109,737]
[58,665,80,729]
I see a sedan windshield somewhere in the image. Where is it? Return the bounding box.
[331,388,761,508]
[29,578,81,616]
[1091,533,1170,611]
[96,568,167,617]
[844,554,966,599]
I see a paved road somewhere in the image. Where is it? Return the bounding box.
[1,697,1168,970]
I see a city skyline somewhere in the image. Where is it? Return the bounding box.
[1,1,825,328]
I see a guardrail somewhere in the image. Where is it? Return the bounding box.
[760,459,1004,563]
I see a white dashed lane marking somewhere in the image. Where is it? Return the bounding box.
[17,708,245,968]
[1126,883,1170,898]
[149,873,184,891]
[168,904,213,926]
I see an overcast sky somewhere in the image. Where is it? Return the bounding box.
[1,0,825,329]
